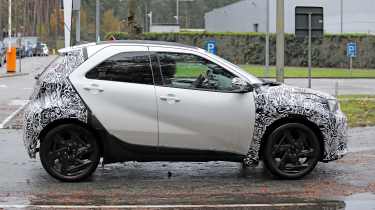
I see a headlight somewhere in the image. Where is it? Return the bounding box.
[327,99,339,113]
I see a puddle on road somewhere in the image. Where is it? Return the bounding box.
[344,192,375,210]
[2,193,375,209]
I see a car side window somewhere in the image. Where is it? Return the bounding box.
[86,52,154,85]
[154,52,237,91]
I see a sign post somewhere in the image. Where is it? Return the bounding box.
[96,0,100,42]
[276,0,285,83]
[347,42,357,74]
[295,7,323,88]
[205,40,217,55]
[265,0,270,77]
[6,0,16,73]
[308,13,312,88]
[17,32,22,73]
[73,0,81,43]
[63,0,73,47]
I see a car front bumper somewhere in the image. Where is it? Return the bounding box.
[321,109,349,162]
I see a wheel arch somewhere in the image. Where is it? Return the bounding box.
[38,118,104,156]
[258,114,325,160]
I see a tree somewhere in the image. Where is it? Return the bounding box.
[0,0,242,46]
[102,9,121,34]
[127,0,141,38]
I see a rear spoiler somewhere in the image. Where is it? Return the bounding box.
[59,47,88,60]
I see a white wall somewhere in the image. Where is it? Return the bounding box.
[270,0,375,34]
[206,0,375,34]
[150,25,180,33]
[205,0,267,32]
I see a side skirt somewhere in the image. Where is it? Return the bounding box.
[88,114,245,164]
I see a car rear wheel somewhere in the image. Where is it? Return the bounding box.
[263,123,321,179]
[40,124,100,182]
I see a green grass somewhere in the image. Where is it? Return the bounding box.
[173,64,375,78]
[338,95,375,127]
[241,65,375,78]
[175,63,204,77]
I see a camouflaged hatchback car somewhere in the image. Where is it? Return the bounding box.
[23,41,348,182]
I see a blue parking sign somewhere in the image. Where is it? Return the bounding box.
[205,40,217,55]
[347,42,357,58]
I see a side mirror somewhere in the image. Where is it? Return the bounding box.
[232,77,252,93]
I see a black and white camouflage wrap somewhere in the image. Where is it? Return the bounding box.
[243,84,348,166]
[23,50,88,158]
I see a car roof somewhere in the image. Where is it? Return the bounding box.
[59,40,200,57]
[98,40,197,49]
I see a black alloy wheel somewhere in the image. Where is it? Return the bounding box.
[263,123,321,179]
[40,124,100,182]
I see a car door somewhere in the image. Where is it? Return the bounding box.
[149,47,255,155]
[69,46,158,146]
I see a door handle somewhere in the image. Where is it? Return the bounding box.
[160,94,181,103]
[83,84,104,94]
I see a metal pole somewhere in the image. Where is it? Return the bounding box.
[8,0,11,52]
[340,0,343,33]
[76,10,81,43]
[18,33,21,73]
[96,0,100,42]
[148,12,153,32]
[265,0,270,77]
[0,0,3,40]
[276,0,284,83]
[145,3,148,32]
[176,0,180,25]
[308,13,312,88]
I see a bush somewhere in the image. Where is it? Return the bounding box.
[106,32,375,69]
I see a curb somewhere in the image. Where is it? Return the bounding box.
[0,72,29,78]
[259,77,375,79]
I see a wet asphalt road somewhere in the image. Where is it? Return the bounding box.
[0,127,375,209]
[0,56,56,123]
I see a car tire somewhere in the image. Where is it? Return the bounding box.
[39,124,100,182]
[263,123,321,179]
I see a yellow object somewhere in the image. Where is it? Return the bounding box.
[6,47,16,73]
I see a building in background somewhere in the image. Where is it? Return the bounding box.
[150,24,181,33]
[205,0,375,34]
[205,0,266,33]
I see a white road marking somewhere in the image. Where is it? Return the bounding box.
[0,84,8,88]
[8,99,29,106]
[0,102,29,129]
[0,203,321,209]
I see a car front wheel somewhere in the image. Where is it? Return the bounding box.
[263,123,321,179]
[40,124,100,182]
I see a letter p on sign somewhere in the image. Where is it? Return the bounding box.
[205,40,217,55]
